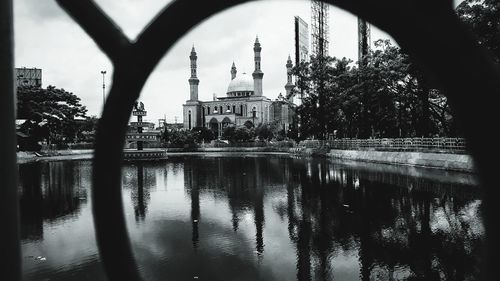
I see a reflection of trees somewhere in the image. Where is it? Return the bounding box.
[18,162,43,240]
[18,161,88,240]
[285,159,483,280]
[177,155,482,280]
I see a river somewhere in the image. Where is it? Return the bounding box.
[18,153,484,280]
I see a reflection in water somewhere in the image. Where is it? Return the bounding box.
[19,155,483,281]
[123,163,156,222]
[18,161,88,240]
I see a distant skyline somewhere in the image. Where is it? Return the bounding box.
[14,0,463,124]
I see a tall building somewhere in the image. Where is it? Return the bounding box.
[182,37,295,138]
[311,0,330,58]
[294,16,309,65]
[15,67,42,87]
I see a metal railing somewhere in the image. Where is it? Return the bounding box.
[300,137,467,153]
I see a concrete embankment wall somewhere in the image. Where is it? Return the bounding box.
[17,147,475,173]
[166,147,291,153]
[327,149,475,173]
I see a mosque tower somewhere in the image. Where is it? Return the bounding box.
[189,45,199,101]
[285,55,295,100]
[252,36,264,96]
[231,62,237,80]
[183,45,201,130]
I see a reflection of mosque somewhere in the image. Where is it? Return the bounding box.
[18,161,89,240]
[183,156,287,255]
[180,156,483,280]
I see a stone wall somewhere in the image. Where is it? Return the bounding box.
[327,149,475,173]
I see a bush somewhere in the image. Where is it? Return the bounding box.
[168,130,197,148]
[223,126,255,143]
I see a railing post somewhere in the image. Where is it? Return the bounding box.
[0,0,22,280]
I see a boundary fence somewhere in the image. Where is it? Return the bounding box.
[299,138,467,154]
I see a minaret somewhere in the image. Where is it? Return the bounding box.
[231,62,237,80]
[252,36,264,96]
[285,55,295,99]
[189,45,199,101]
[183,45,201,130]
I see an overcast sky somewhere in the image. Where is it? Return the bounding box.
[14,0,462,124]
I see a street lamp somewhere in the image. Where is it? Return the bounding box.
[100,70,107,107]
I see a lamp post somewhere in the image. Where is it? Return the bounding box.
[100,70,106,107]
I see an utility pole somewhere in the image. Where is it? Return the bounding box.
[100,70,106,107]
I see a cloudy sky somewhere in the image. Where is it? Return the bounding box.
[14,0,462,124]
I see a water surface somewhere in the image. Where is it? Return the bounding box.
[18,154,484,280]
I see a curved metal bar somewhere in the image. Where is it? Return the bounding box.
[55,0,498,280]
[0,0,21,280]
[55,0,131,63]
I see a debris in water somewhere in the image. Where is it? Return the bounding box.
[35,256,46,261]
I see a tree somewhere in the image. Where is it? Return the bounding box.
[17,85,88,146]
[192,127,215,143]
[168,129,196,147]
[255,123,274,141]
[222,126,236,141]
[233,126,254,142]
[77,116,99,142]
[293,40,458,139]
[457,0,500,64]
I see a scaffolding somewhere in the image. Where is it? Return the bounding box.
[358,17,371,66]
[311,0,329,58]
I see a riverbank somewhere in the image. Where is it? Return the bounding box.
[17,149,93,164]
[327,149,475,173]
[16,147,475,173]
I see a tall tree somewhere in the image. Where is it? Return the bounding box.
[293,40,458,139]
[457,0,500,64]
[17,85,87,145]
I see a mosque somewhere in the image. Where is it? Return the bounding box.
[183,37,295,138]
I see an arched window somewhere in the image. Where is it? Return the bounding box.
[188,110,192,130]
[207,106,210,115]
[202,107,206,126]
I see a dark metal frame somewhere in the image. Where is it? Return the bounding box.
[2,0,498,280]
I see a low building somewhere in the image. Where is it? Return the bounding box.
[15,67,42,88]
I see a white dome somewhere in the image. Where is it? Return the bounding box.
[227,73,254,95]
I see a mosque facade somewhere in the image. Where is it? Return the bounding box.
[183,37,295,138]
